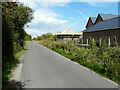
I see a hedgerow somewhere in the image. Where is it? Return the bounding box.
[2,2,33,87]
[36,34,120,84]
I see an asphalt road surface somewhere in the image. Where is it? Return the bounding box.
[21,41,118,88]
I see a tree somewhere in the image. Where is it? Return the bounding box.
[35,33,56,41]
[2,2,34,87]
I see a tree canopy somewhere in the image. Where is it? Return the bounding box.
[2,2,34,87]
[33,33,56,41]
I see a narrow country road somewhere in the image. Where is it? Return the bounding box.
[21,41,118,88]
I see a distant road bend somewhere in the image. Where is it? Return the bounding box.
[21,41,118,88]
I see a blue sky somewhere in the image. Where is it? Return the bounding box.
[19,0,119,38]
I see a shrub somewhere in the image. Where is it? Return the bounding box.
[89,40,96,49]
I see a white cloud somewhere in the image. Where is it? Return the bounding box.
[33,9,67,23]
[19,0,38,9]
[25,8,68,37]
[35,0,71,7]
[25,29,47,38]
[28,8,68,26]
[19,0,71,9]
[18,0,70,37]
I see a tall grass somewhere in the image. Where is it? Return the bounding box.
[37,40,120,84]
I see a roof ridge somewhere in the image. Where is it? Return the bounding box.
[100,16,119,22]
[83,16,119,32]
[99,13,117,15]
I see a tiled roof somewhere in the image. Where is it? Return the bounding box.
[56,28,83,35]
[83,16,120,32]
[99,14,118,20]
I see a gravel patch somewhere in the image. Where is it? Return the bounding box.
[10,55,24,82]
[7,54,25,89]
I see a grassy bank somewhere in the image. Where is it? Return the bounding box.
[36,40,120,84]
[3,42,28,88]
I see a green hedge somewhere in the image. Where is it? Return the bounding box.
[2,2,33,88]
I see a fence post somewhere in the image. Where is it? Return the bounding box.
[100,38,102,47]
[87,39,88,46]
[108,38,111,47]
[114,36,118,46]
[82,39,83,44]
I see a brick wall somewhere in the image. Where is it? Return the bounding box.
[83,28,120,45]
